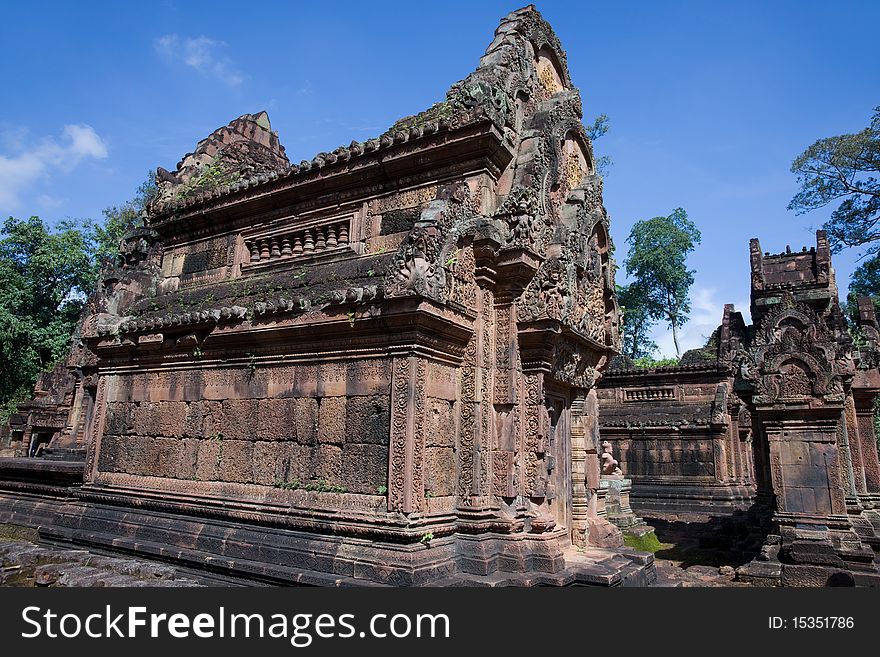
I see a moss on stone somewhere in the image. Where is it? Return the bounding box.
[0,523,39,543]
[623,530,664,553]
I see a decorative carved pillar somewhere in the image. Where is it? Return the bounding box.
[843,394,868,495]
[491,293,517,499]
[570,389,600,546]
[387,356,427,514]
[83,375,107,483]
[853,391,880,495]
[522,372,545,498]
[713,434,729,484]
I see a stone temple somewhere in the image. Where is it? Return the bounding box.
[0,6,654,586]
[2,6,879,587]
[600,232,880,586]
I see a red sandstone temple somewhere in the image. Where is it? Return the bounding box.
[1,6,879,587]
[0,7,651,586]
[601,232,880,585]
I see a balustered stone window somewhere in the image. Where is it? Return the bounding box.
[240,214,353,271]
[623,387,677,402]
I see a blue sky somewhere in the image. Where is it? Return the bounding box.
[2,1,878,357]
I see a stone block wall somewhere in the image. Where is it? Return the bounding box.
[614,435,716,479]
[598,364,756,514]
[95,361,393,495]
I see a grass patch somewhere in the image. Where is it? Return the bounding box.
[0,523,38,543]
[623,530,666,553]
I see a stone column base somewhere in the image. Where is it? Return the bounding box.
[736,514,880,587]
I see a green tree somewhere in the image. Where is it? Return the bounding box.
[624,208,701,358]
[633,356,680,369]
[90,174,157,263]
[0,217,97,422]
[788,107,880,255]
[586,113,612,177]
[617,282,657,359]
[0,173,156,423]
[845,255,880,333]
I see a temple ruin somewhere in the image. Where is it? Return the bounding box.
[0,6,654,586]
[601,231,880,585]
[2,6,879,587]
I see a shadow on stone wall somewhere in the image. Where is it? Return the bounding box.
[645,511,768,570]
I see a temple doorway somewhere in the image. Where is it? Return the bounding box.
[545,389,573,534]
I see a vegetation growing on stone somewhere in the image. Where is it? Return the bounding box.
[623,531,665,553]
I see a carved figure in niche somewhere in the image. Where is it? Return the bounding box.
[392,226,439,294]
[564,152,585,189]
[600,440,622,476]
[538,63,560,96]
[501,188,540,247]
[509,211,536,244]
[586,233,602,282]
[541,266,568,318]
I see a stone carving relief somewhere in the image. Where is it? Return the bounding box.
[735,302,854,405]
[600,440,622,476]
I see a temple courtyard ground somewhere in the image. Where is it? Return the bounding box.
[0,521,746,588]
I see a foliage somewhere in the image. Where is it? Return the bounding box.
[788,107,880,255]
[175,161,238,201]
[632,356,680,369]
[0,174,156,424]
[617,283,658,359]
[0,217,96,422]
[624,208,701,358]
[586,113,613,177]
[89,174,157,264]
[845,255,880,330]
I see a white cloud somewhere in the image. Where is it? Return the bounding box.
[154,34,244,87]
[36,194,64,209]
[0,124,108,211]
[61,124,108,161]
[650,285,750,359]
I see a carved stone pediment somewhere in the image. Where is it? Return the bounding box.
[736,302,852,404]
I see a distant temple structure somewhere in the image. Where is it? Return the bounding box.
[600,231,880,585]
[0,6,654,586]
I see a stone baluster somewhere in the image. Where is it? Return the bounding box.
[315,225,327,251]
[304,229,315,253]
[281,236,292,257]
[260,239,270,261]
[292,233,303,255]
[248,240,260,263]
[326,224,338,248]
[338,222,349,245]
[270,237,281,259]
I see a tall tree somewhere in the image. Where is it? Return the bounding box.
[586,113,613,177]
[0,217,96,421]
[90,173,157,263]
[624,208,701,357]
[617,282,657,359]
[0,173,156,423]
[788,107,880,255]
